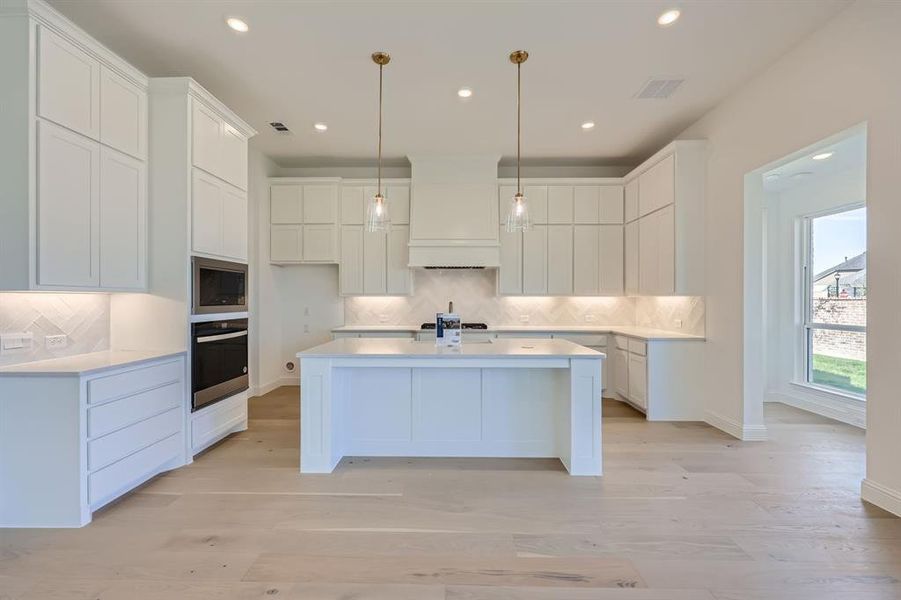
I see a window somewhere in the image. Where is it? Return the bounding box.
[802,206,866,397]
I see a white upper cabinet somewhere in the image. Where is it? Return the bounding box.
[363,229,387,294]
[191,168,248,261]
[37,121,100,287]
[522,225,548,295]
[624,220,639,296]
[624,178,639,223]
[498,227,522,295]
[2,15,150,291]
[100,66,146,159]
[598,225,624,296]
[269,181,339,263]
[573,225,600,295]
[547,186,574,224]
[638,153,675,217]
[339,225,364,295]
[387,225,412,294]
[37,26,100,140]
[573,187,600,224]
[191,99,248,191]
[99,146,146,289]
[599,186,625,224]
[547,225,573,295]
[221,185,249,261]
[340,186,365,225]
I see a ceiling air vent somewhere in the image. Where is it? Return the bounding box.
[269,121,291,134]
[635,78,684,99]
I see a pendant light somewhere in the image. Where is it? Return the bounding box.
[367,51,391,232]
[505,50,531,232]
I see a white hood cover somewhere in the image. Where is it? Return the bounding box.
[407,155,501,268]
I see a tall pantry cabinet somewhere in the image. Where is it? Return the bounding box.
[0,2,149,291]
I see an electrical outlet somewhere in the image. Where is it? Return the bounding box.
[674,319,683,329]
[45,334,67,349]
[0,333,33,355]
[584,314,596,322]
[303,324,310,334]
[303,306,310,316]
[519,314,530,324]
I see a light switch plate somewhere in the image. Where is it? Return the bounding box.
[0,333,33,355]
[674,319,683,329]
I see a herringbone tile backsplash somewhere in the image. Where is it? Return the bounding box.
[0,293,110,367]
[345,269,705,335]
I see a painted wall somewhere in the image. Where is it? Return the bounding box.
[0,293,109,367]
[678,1,901,512]
[765,165,866,427]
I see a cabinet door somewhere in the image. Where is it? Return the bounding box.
[191,100,221,177]
[572,225,599,295]
[37,121,100,287]
[99,66,146,159]
[599,225,624,296]
[638,214,658,295]
[547,186,573,224]
[270,184,303,224]
[656,204,676,295]
[303,224,336,262]
[303,184,338,223]
[387,225,411,294]
[221,186,248,261]
[340,186,365,225]
[625,220,639,296]
[613,348,629,398]
[363,230,387,294]
[624,179,639,223]
[638,154,675,217]
[628,353,648,409]
[270,225,302,262]
[220,123,248,191]
[522,225,547,294]
[340,225,364,295]
[499,185,547,225]
[498,226,522,295]
[599,186,624,224]
[37,26,100,140]
[192,169,223,256]
[573,186,599,224]
[386,185,410,225]
[547,225,573,294]
[99,147,145,289]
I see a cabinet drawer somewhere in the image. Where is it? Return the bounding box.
[628,339,647,356]
[614,335,629,350]
[88,407,181,471]
[88,360,182,405]
[554,334,607,347]
[88,381,182,438]
[89,432,181,507]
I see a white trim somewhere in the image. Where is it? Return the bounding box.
[767,388,865,429]
[149,77,256,137]
[861,478,901,517]
[705,410,768,441]
[250,378,297,398]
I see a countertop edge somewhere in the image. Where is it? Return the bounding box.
[330,325,705,341]
[0,349,187,377]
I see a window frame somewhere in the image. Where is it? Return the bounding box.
[798,203,866,399]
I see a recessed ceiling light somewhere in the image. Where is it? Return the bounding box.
[226,17,248,33]
[657,9,681,27]
[581,121,595,130]
[457,88,473,98]
[313,123,328,132]
[812,152,833,160]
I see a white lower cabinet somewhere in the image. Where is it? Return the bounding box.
[0,354,187,527]
[613,347,629,399]
[628,353,647,410]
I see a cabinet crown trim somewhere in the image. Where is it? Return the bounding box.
[151,77,256,137]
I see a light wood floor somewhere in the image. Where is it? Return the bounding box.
[2,388,899,599]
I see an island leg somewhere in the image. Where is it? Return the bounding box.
[563,357,603,476]
[299,358,342,473]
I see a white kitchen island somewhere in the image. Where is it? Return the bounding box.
[297,337,604,476]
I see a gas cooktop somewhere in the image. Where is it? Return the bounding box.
[420,322,488,330]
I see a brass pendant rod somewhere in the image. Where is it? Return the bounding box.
[516,60,521,196]
[378,61,383,197]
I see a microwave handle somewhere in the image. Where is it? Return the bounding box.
[196,330,248,344]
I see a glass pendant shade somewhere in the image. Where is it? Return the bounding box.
[505,192,531,232]
[366,192,391,232]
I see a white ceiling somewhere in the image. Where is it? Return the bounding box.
[763,130,866,193]
[48,0,850,167]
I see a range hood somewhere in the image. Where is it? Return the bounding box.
[407,155,501,268]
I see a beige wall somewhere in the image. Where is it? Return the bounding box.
[679,1,901,512]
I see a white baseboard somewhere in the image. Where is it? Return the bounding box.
[705,410,768,441]
[861,478,901,517]
[767,387,865,429]
[250,377,298,398]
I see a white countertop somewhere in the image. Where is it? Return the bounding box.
[331,324,704,341]
[0,349,186,377]
[299,337,605,359]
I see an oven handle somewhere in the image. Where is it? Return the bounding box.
[196,330,248,344]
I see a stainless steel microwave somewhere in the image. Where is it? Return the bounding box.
[192,257,248,314]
